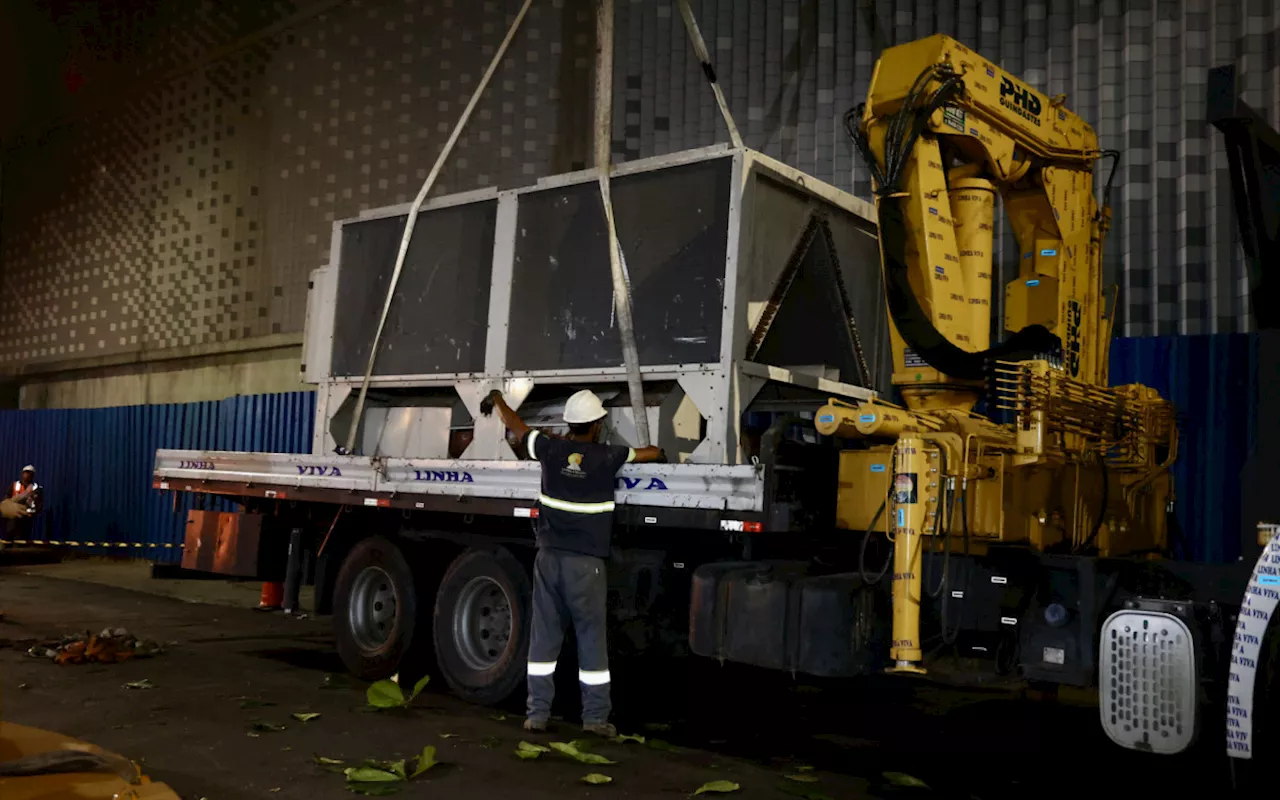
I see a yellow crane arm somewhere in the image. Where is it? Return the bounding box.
[850,34,1118,401]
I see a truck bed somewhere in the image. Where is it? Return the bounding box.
[153,449,765,528]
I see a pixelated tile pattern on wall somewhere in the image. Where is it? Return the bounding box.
[2,0,1278,372]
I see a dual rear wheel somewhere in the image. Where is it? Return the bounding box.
[332,536,531,705]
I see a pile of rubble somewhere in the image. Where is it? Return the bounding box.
[26,628,164,665]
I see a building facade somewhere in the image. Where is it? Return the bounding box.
[1,0,1277,404]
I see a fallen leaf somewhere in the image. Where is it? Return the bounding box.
[250,721,288,733]
[408,674,430,702]
[785,774,820,783]
[315,756,346,765]
[581,773,613,784]
[322,674,353,690]
[439,733,458,739]
[489,713,508,722]
[647,739,679,753]
[883,772,930,789]
[247,732,261,738]
[568,738,594,751]
[694,780,741,795]
[409,745,436,778]
[344,766,402,783]
[611,734,645,745]
[270,789,282,793]
[549,741,616,765]
[292,712,322,722]
[518,741,550,754]
[123,679,154,690]
[367,680,406,709]
[514,749,542,760]
[793,766,814,773]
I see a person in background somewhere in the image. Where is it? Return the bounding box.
[3,465,41,539]
[480,389,663,737]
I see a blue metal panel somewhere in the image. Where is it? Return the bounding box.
[0,391,315,564]
[1110,334,1256,564]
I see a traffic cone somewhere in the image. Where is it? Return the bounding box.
[258,581,284,610]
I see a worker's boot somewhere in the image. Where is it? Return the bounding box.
[523,718,548,733]
[581,722,616,738]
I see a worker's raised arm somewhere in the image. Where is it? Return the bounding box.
[479,390,530,439]
[629,446,665,464]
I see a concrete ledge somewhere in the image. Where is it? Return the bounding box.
[0,333,304,378]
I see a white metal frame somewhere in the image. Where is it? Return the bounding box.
[304,146,879,464]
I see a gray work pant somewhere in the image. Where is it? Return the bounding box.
[526,548,611,725]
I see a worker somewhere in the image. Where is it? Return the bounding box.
[3,465,41,538]
[481,388,664,737]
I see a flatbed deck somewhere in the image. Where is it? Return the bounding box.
[153,449,766,531]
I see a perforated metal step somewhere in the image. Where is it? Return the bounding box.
[1099,609,1197,754]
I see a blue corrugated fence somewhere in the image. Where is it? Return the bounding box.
[0,392,314,563]
[1110,334,1256,564]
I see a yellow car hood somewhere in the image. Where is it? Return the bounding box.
[0,721,179,800]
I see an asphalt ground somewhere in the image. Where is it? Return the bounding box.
[0,560,1249,799]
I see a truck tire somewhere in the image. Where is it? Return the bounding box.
[333,536,419,680]
[433,546,531,706]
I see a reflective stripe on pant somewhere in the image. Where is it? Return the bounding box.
[526,548,611,725]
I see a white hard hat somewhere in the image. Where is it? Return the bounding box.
[21,465,34,473]
[563,390,607,424]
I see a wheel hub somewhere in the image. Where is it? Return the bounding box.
[348,565,399,652]
[452,576,513,671]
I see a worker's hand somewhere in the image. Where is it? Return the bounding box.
[479,389,502,417]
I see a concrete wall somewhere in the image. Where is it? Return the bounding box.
[16,336,305,409]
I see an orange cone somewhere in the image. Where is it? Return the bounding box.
[258,581,284,610]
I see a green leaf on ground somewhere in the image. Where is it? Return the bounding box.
[344,766,402,783]
[123,679,155,690]
[611,734,645,744]
[409,746,437,778]
[518,741,550,754]
[366,680,406,709]
[439,733,458,739]
[693,781,741,795]
[514,749,542,760]
[386,760,407,780]
[314,756,345,766]
[407,675,430,702]
[785,774,820,783]
[568,738,594,751]
[581,773,613,784]
[549,741,617,765]
[250,721,288,733]
[322,674,353,690]
[292,712,322,723]
[883,772,929,789]
[647,739,680,753]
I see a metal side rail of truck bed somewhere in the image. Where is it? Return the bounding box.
[153,449,767,532]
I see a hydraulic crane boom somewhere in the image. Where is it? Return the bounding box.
[823,35,1175,673]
